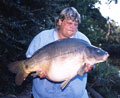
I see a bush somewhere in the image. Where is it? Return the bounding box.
[88,62,120,98]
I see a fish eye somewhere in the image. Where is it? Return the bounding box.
[97,49,100,53]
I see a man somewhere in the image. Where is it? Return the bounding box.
[26,7,93,98]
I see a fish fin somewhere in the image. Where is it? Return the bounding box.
[8,60,25,73]
[8,60,29,85]
[61,79,71,89]
[15,71,28,85]
[78,63,86,76]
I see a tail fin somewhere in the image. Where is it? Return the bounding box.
[8,60,24,73]
[8,60,29,85]
[15,69,29,85]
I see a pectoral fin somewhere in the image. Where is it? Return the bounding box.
[61,79,71,89]
[78,63,86,76]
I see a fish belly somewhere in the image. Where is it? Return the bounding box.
[47,54,84,82]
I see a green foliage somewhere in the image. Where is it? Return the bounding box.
[88,62,120,98]
[107,20,120,43]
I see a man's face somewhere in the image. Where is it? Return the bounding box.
[58,18,78,38]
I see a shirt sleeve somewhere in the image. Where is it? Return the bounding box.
[25,29,54,58]
[76,31,91,44]
[26,33,42,58]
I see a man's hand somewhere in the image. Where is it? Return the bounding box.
[84,64,94,73]
[36,69,47,78]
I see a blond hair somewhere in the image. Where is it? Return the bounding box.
[55,7,81,29]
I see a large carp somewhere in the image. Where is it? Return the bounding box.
[8,38,109,89]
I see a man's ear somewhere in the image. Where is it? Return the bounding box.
[58,19,63,25]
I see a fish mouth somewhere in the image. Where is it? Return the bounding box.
[103,53,109,61]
